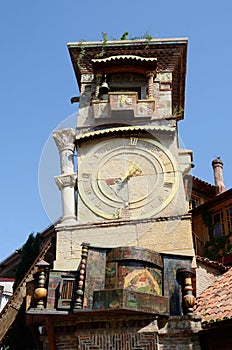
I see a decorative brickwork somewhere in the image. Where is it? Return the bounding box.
[41,318,201,350]
[76,333,157,350]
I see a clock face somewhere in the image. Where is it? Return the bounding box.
[78,137,178,220]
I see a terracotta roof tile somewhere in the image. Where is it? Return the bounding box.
[196,255,228,272]
[195,267,232,323]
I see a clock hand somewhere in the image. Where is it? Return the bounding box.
[104,164,142,202]
[121,163,142,183]
[113,164,142,203]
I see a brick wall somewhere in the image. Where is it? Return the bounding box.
[196,262,222,297]
[40,316,202,350]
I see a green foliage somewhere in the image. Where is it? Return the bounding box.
[95,32,108,58]
[204,234,231,260]
[144,31,152,42]
[121,31,129,40]
[93,31,154,58]
[13,232,41,290]
[77,31,154,65]
[203,209,232,260]
[172,106,184,118]
[144,31,152,49]
[225,245,232,255]
[129,31,153,48]
[77,40,86,70]
[102,32,108,43]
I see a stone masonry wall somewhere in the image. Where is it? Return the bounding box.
[54,217,194,270]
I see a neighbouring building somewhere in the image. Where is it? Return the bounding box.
[191,159,232,265]
[0,278,14,312]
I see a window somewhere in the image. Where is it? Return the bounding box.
[189,195,201,210]
[58,275,76,309]
[226,204,232,233]
[109,73,147,99]
[211,210,224,237]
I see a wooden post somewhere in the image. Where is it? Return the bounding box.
[46,316,57,350]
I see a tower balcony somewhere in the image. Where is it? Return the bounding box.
[92,92,155,120]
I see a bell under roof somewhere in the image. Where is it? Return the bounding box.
[68,38,188,115]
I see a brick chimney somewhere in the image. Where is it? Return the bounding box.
[212,158,226,195]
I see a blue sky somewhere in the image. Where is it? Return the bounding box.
[1,0,232,259]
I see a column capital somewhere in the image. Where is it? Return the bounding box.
[146,71,155,99]
[53,128,76,153]
[54,174,77,190]
[146,71,155,78]
[95,73,103,80]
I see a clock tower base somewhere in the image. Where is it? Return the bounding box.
[53,214,195,271]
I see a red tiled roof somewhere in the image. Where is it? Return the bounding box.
[195,267,232,323]
[0,278,14,282]
[196,255,228,272]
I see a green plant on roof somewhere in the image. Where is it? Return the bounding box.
[144,31,152,49]
[95,32,108,58]
[78,32,154,63]
[121,31,129,40]
[76,40,86,70]
[173,106,184,118]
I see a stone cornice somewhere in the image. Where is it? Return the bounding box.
[55,213,191,231]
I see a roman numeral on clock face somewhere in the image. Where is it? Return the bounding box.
[84,186,92,194]
[164,181,173,189]
[129,137,138,146]
[82,172,91,179]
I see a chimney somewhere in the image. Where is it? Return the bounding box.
[212,158,226,195]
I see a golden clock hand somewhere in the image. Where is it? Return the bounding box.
[121,163,142,182]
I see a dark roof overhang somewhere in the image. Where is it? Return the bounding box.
[91,55,157,75]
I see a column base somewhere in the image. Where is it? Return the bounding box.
[57,215,77,226]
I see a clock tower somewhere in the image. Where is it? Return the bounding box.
[53,38,194,270]
[23,38,202,350]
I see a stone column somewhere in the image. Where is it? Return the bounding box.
[53,128,76,174]
[146,71,155,99]
[53,128,77,223]
[95,73,102,99]
[54,174,77,222]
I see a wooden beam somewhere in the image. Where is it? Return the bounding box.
[46,316,57,350]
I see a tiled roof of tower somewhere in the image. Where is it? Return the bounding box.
[195,267,232,323]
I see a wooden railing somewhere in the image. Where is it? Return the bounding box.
[0,239,52,346]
